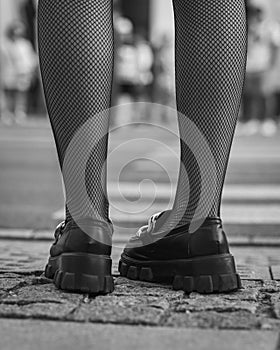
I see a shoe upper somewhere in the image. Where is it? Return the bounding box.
[123,213,230,261]
[50,218,113,257]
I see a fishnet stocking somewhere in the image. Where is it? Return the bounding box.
[165,0,247,230]
[37,0,113,223]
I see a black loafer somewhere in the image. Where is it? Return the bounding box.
[119,211,241,294]
[45,218,114,294]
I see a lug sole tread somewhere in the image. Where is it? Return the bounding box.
[45,253,114,294]
[46,265,114,294]
[119,260,242,294]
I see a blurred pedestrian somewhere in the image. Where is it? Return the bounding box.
[266,19,280,130]
[113,17,139,124]
[115,18,138,102]
[114,21,154,123]
[19,0,45,116]
[20,0,37,50]
[152,34,175,123]
[242,4,279,136]
[0,22,37,124]
[134,33,154,122]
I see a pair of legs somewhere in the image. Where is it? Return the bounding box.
[38,0,247,294]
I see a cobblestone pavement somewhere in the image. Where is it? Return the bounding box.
[0,238,280,334]
[0,272,280,331]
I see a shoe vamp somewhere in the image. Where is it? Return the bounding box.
[124,232,189,261]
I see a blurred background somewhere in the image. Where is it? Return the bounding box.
[0,0,279,239]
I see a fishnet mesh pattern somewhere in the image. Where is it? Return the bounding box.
[38,0,113,223]
[164,0,247,230]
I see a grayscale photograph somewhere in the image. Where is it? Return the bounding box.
[0,0,279,349]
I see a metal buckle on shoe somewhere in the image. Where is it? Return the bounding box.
[54,221,66,242]
[135,211,164,240]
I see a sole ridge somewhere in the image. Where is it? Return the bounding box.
[139,267,154,282]
[119,262,128,277]
[54,270,63,289]
[183,276,194,293]
[104,276,114,293]
[127,266,138,280]
[61,272,75,290]
[196,275,214,294]
[45,264,53,279]
[80,275,100,294]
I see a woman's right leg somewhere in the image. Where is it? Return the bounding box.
[38,0,114,293]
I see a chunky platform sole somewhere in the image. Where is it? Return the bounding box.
[45,253,114,294]
[119,253,241,294]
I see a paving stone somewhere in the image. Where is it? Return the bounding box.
[1,281,84,305]
[232,247,280,268]
[260,280,280,293]
[271,294,280,319]
[271,266,280,281]
[0,302,75,320]
[259,318,280,330]
[173,293,258,314]
[237,265,271,280]
[0,240,49,273]
[165,311,261,329]
[114,277,184,299]
[0,274,27,293]
[239,280,263,288]
[70,294,169,325]
[222,283,260,302]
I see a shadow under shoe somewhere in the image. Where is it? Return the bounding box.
[119,214,241,294]
[45,218,114,294]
